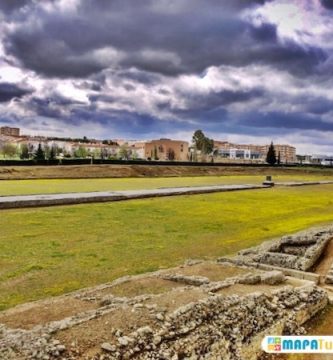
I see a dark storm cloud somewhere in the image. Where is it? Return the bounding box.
[5,32,106,78]
[320,0,333,10]
[170,88,265,115]
[2,0,325,79]
[301,97,333,115]
[0,82,32,102]
[238,112,333,132]
[1,0,333,152]
[0,0,31,14]
[65,108,194,137]
[26,93,86,118]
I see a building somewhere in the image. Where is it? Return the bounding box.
[310,155,333,166]
[0,126,20,137]
[260,144,296,164]
[213,141,296,164]
[71,142,119,158]
[139,139,189,161]
[296,154,313,165]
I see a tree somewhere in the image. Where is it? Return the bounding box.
[192,130,214,155]
[191,148,198,162]
[153,146,158,160]
[93,148,100,159]
[167,148,176,161]
[266,142,277,165]
[74,146,88,158]
[100,148,108,160]
[43,145,50,159]
[277,151,281,165]
[1,143,18,158]
[49,146,56,160]
[192,130,205,150]
[118,145,131,160]
[189,151,193,162]
[20,144,30,159]
[202,138,214,154]
[34,143,45,161]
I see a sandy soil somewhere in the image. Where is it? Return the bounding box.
[314,240,333,283]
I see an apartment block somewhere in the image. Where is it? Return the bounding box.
[214,141,296,164]
[0,126,20,137]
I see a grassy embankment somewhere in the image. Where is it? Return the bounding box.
[1,164,333,180]
[1,184,333,310]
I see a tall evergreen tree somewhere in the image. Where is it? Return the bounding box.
[49,146,56,160]
[266,142,277,165]
[34,143,45,161]
[20,144,30,159]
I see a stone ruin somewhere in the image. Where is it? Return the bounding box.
[0,268,328,360]
[326,263,333,285]
[0,224,333,360]
[226,225,333,273]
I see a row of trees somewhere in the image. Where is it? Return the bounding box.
[0,143,61,160]
[0,143,142,161]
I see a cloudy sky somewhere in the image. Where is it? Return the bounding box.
[0,0,333,154]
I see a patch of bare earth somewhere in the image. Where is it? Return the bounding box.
[314,239,333,283]
[217,278,303,297]
[87,277,184,299]
[163,262,254,282]
[0,296,98,330]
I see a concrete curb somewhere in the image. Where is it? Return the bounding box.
[0,184,269,209]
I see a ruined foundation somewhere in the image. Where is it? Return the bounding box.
[1,225,333,360]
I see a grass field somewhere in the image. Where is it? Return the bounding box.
[1,184,333,310]
[0,174,332,196]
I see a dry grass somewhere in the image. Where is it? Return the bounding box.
[1,163,333,180]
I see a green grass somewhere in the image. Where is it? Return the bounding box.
[0,174,332,196]
[1,184,333,310]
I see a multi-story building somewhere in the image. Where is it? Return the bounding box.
[260,144,296,164]
[310,155,333,166]
[0,126,20,137]
[213,141,296,164]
